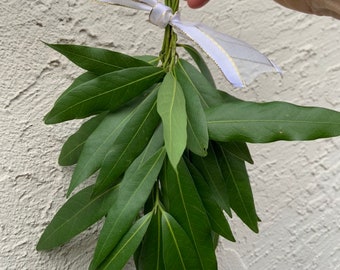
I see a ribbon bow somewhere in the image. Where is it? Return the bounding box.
[98,0,281,88]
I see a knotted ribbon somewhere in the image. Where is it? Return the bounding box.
[98,0,281,88]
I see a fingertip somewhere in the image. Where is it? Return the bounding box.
[187,0,209,9]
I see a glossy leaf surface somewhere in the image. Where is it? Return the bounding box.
[68,105,135,196]
[134,55,159,66]
[44,66,164,124]
[93,89,160,195]
[179,44,215,87]
[46,43,150,74]
[59,112,108,166]
[192,143,231,216]
[98,213,152,270]
[162,159,217,269]
[157,72,187,169]
[175,59,252,164]
[186,159,235,242]
[137,209,165,270]
[161,211,202,270]
[90,148,166,270]
[174,62,209,156]
[175,59,239,104]
[124,124,164,179]
[216,143,259,233]
[219,141,254,164]
[175,59,221,109]
[57,72,98,102]
[36,184,118,251]
[207,101,340,143]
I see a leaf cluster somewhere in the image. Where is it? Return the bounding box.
[37,44,340,269]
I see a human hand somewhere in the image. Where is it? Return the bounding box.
[186,0,209,9]
[186,0,340,19]
[274,0,340,19]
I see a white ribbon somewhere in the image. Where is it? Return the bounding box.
[97,0,281,88]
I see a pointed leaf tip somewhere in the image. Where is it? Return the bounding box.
[157,72,187,169]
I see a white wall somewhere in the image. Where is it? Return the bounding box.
[1,0,339,269]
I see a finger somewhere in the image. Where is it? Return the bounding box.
[274,0,314,14]
[187,0,210,9]
[275,0,340,19]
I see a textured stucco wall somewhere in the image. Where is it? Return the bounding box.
[1,0,339,269]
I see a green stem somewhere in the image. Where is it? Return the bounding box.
[160,0,179,71]
[153,182,165,213]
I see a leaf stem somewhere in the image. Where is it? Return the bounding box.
[152,181,166,214]
[160,0,179,71]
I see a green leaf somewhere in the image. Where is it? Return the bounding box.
[97,212,153,270]
[90,148,166,270]
[137,209,165,270]
[191,143,232,216]
[59,112,108,166]
[218,142,254,164]
[186,159,235,242]
[175,59,251,162]
[68,105,135,196]
[134,55,159,66]
[175,59,240,109]
[175,59,220,109]
[174,63,209,156]
[134,246,142,270]
[46,43,150,74]
[44,66,165,124]
[124,124,164,179]
[57,72,98,102]
[207,101,340,143]
[161,159,217,270]
[179,44,215,87]
[123,128,165,268]
[132,128,165,268]
[212,232,219,249]
[215,143,259,233]
[36,184,118,251]
[93,88,160,195]
[161,211,202,270]
[157,72,187,169]
[177,59,239,105]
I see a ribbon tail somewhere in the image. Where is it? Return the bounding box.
[96,0,152,11]
[139,0,158,6]
[171,18,281,88]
